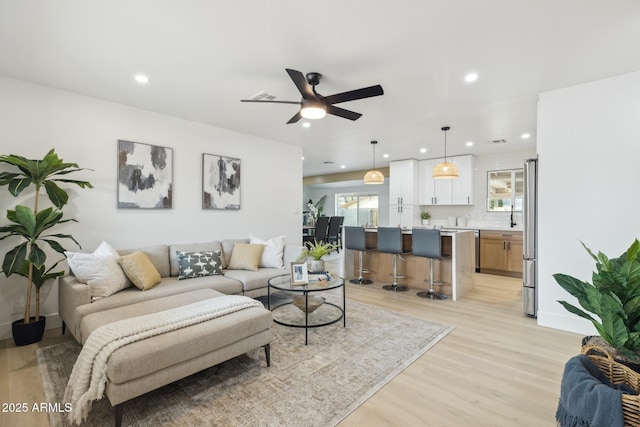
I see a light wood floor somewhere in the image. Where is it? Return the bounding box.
[0,273,581,427]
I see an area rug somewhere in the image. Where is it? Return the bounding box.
[37,298,453,427]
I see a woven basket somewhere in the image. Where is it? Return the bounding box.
[581,344,640,426]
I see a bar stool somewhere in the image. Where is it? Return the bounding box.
[344,226,374,285]
[412,228,448,300]
[377,227,409,292]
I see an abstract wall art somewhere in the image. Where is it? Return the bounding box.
[117,140,173,209]
[202,153,240,210]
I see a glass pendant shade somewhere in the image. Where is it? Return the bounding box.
[433,126,459,179]
[364,140,384,184]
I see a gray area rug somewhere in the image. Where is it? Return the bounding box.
[38,298,453,427]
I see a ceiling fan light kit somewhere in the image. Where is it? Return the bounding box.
[364,140,384,185]
[240,69,383,124]
[433,126,459,179]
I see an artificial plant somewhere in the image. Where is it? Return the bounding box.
[0,149,92,324]
[554,239,640,359]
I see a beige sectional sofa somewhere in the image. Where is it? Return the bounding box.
[58,238,304,426]
[59,238,304,343]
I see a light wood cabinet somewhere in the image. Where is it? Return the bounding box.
[418,155,474,205]
[480,230,523,277]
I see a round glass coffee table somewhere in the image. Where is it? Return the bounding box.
[267,273,345,345]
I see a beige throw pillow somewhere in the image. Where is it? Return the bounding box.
[227,243,264,272]
[118,251,162,290]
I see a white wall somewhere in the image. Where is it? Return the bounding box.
[0,76,303,339]
[537,70,640,334]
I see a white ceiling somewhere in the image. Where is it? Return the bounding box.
[1,1,639,176]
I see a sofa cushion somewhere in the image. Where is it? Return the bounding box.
[118,245,170,278]
[169,241,224,275]
[249,234,286,268]
[72,275,245,342]
[80,288,227,345]
[221,239,249,267]
[65,241,131,298]
[227,243,263,272]
[176,250,223,280]
[119,251,162,290]
[223,268,288,293]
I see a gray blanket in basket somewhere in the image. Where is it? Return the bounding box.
[556,354,634,427]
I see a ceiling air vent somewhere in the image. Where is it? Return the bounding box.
[323,161,334,164]
[248,91,278,101]
[488,139,507,145]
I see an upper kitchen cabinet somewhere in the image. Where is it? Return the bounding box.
[389,159,419,206]
[419,155,475,205]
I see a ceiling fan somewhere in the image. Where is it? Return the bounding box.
[240,69,384,124]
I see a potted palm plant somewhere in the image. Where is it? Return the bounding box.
[554,239,640,365]
[297,239,337,273]
[0,149,92,346]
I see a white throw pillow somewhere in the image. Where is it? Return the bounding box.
[249,234,285,268]
[66,241,131,298]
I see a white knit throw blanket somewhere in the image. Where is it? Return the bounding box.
[63,295,263,425]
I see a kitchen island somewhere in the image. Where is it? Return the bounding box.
[343,228,475,300]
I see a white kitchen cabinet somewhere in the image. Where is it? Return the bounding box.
[389,159,419,227]
[451,155,475,205]
[389,159,418,205]
[419,155,474,205]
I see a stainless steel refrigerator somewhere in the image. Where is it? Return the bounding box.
[523,157,538,317]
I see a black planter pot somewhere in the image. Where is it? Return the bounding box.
[12,316,46,346]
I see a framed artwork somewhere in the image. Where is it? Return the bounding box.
[117,140,173,209]
[202,153,241,210]
[290,261,308,285]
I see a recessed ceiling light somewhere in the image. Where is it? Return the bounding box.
[464,73,478,83]
[383,153,389,158]
[420,148,427,153]
[340,165,346,169]
[521,133,531,139]
[466,141,474,147]
[134,74,149,84]
[301,156,305,160]
[302,122,311,128]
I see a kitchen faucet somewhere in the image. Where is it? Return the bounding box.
[510,205,517,228]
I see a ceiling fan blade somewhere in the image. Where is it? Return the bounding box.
[286,111,303,124]
[240,99,301,105]
[323,85,384,105]
[326,105,362,121]
[286,68,316,100]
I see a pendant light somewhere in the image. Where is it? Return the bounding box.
[363,140,384,184]
[433,126,459,179]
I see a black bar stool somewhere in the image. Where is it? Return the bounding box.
[377,227,409,292]
[412,228,449,300]
[344,226,374,285]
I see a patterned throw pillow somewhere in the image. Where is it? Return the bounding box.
[176,250,223,280]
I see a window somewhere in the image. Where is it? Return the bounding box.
[487,169,524,212]
[336,193,379,226]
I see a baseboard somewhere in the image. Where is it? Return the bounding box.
[0,313,62,342]
[536,309,597,336]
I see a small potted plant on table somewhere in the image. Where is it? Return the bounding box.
[297,239,337,273]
